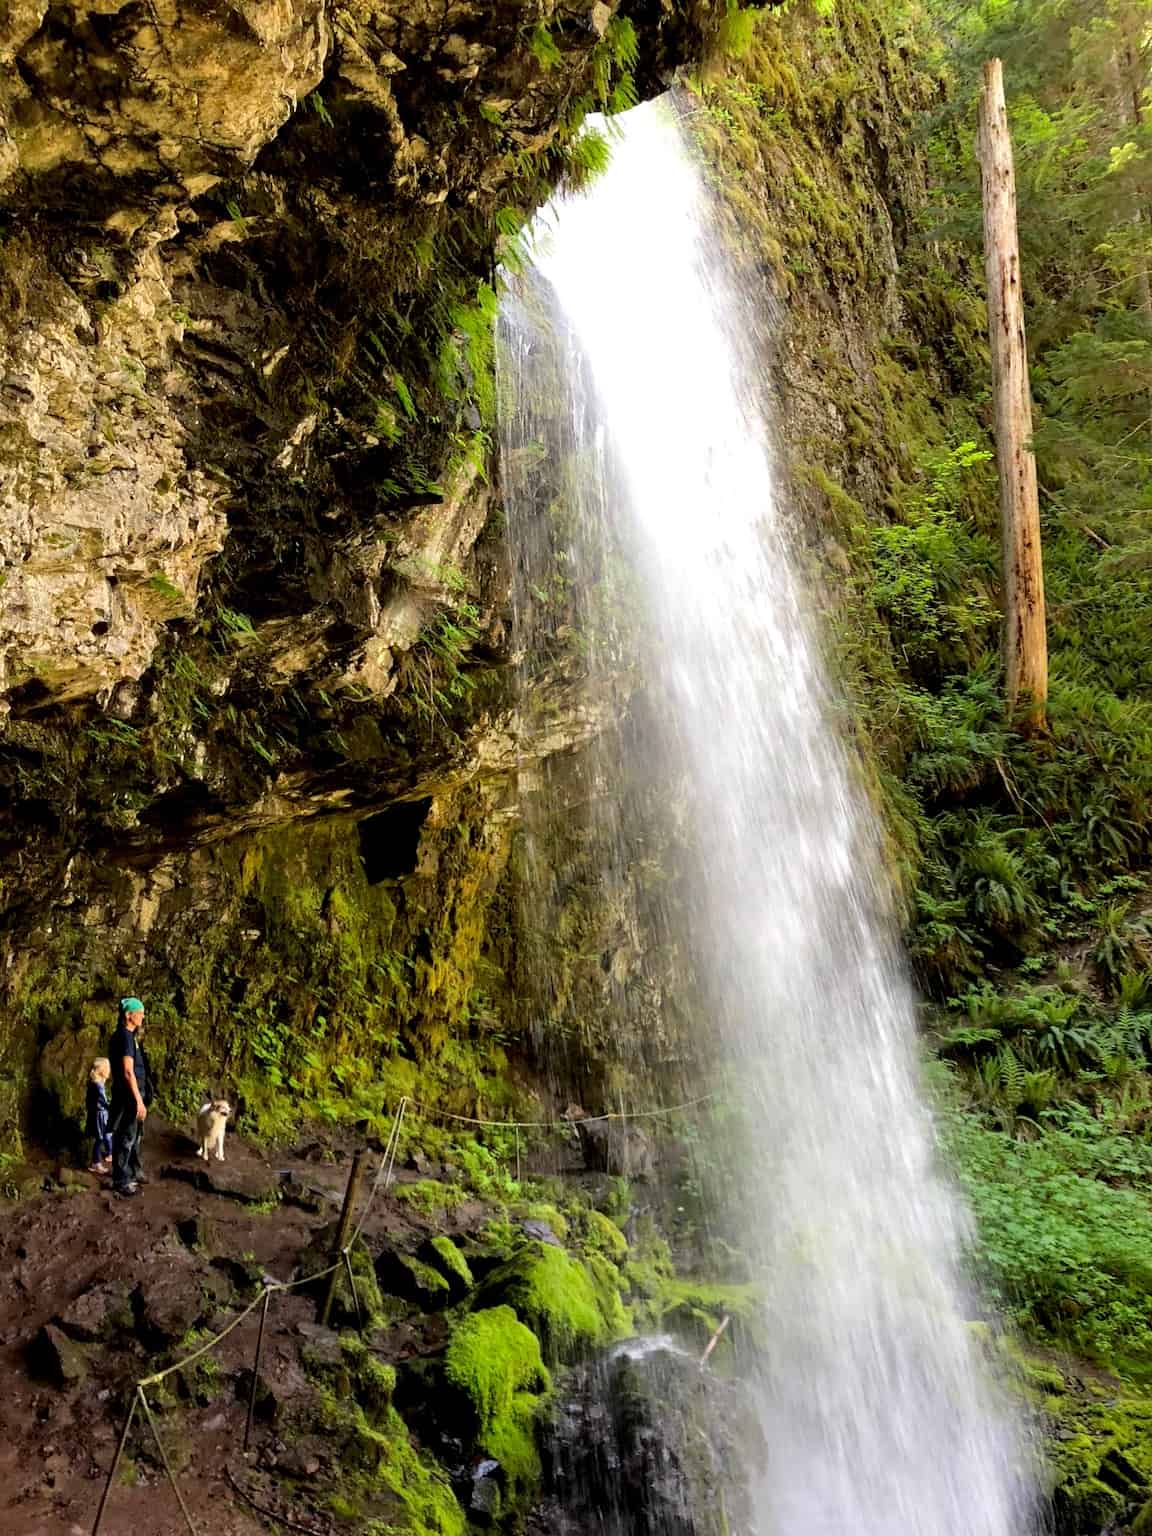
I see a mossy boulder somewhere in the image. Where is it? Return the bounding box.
[301,1332,462,1535]
[473,1240,627,1357]
[377,1247,454,1309]
[444,1306,551,1501]
[998,1342,1152,1536]
[427,1236,474,1299]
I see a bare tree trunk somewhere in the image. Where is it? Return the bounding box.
[977,57,1048,733]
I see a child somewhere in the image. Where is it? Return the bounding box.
[86,1058,112,1175]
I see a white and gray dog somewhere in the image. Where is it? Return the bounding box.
[196,1099,232,1162]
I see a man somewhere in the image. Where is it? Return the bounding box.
[108,997,147,1198]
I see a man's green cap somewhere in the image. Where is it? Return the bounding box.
[120,997,144,1013]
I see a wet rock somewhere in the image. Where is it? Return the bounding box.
[469,1458,503,1523]
[534,1341,762,1536]
[30,1324,89,1387]
[298,1331,351,1395]
[234,1367,295,1426]
[278,1172,328,1213]
[297,1225,386,1327]
[275,1443,323,1479]
[176,1215,214,1252]
[161,1160,279,1206]
[210,1254,266,1297]
[377,1246,454,1308]
[57,1281,132,1342]
[519,1218,563,1248]
[135,1254,226,1345]
[573,1119,654,1178]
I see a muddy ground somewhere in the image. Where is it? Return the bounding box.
[0,1118,496,1536]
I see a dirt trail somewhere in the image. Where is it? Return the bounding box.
[0,1118,455,1536]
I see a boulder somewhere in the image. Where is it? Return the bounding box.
[469,1459,503,1523]
[161,1160,280,1206]
[278,1172,329,1213]
[421,1235,475,1300]
[57,1281,132,1342]
[30,1324,89,1387]
[297,1225,386,1328]
[520,1219,563,1248]
[376,1247,454,1309]
[234,1368,294,1427]
[573,1119,654,1179]
[134,1254,226,1345]
[275,1444,322,1479]
[535,1342,763,1536]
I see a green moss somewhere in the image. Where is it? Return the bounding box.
[444,1306,550,1498]
[990,1337,1152,1529]
[341,1335,398,1414]
[429,1235,473,1289]
[585,1252,632,1338]
[656,1278,760,1322]
[313,1349,463,1536]
[394,1180,471,1216]
[444,1306,550,1427]
[402,1255,451,1298]
[362,1403,465,1536]
[581,1208,628,1260]
[476,1241,625,1355]
[175,1328,223,1402]
[485,1390,544,1495]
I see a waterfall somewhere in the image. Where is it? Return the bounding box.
[499,97,1031,1536]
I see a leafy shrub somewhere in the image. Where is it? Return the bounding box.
[949,1116,1152,1370]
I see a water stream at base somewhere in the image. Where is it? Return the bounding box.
[499,96,1031,1536]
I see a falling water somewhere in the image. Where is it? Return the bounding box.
[500,98,1030,1536]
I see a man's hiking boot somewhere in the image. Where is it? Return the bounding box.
[113,1183,139,1198]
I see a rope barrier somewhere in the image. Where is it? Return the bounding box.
[404,1090,716,1130]
[90,1085,712,1534]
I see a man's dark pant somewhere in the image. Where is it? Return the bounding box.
[110,1104,142,1190]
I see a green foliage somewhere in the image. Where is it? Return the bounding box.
[716,4,758,60]
[949,1114,1152,1371]
[866,443,997,673]
[528,22,562,73]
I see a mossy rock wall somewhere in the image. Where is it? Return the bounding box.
[6,778,526,1147]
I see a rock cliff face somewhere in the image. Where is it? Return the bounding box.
[0,2,774,1143]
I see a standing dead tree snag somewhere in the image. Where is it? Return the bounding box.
[977,56,1048,733]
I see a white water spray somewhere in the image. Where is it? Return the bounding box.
[500,98,1030,1536]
